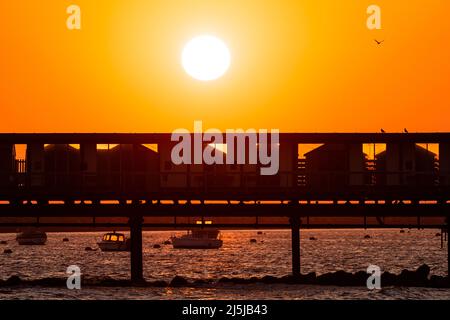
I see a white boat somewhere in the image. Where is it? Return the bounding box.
[171,228,223,249]
[16,229,47,245]
[97,232,130,252]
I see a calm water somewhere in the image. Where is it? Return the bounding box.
[0,229,449,300]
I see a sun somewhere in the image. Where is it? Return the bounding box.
[182,35,231,81]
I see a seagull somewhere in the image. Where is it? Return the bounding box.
[374,39,384,45]
[404,128,408,133]
[380,128,386,133]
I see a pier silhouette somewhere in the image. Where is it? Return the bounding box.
[0,132,449,283]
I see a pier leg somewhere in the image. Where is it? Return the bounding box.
[129,215,144,284]
[447,217,450,283]
[290,216,301,279]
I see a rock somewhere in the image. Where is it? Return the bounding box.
[415,264,431,280]
[85,276,111,286]
[316,272,333,285]
[261,275,278,284]
[257,231,263,235]
[170,276,189,287]
[151,280,168,287]
[62,238,69,242]
[279,275,296,284]
[381,271,397,286]
[398,269,414,285]
[101,278,132,287]
[0,241,7,245]
[364,235,371,239]
[33,278,66,287]
[400,229,405,233]
[249,239,257,243]
[309,236,318,241]
[353,271,369,286]
[333,270,354,286]
[301,272,317,284]
[317,270,353,286]
[85,246,94,251]
[5,276,21,286]
[429,275,447,288]
[230,277,251,284]
[153,244,161,249]
[218,277,231,283]
[163,240,171,245]
[0,267,443,289]
[3,249,12,254]
[193,279,208,285]
[397,268,429,286]
[435,233,441,237]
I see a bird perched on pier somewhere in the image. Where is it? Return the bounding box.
[404,128,409,133]
[374,39,384,45]
[380,128,386,133]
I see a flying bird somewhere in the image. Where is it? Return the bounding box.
[374,39,384,45]
[380,128,386,133]
[404,128,409,133]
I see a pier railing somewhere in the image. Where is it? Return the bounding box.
[0,170,447,200]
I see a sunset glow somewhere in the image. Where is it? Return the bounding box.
[0,0,449,133]
[182,35,231,81]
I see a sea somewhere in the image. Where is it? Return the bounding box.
[0,229,449,300]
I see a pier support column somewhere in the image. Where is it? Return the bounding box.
[447,216,450,284]
[129,215,144,284]
[290,216,301,279]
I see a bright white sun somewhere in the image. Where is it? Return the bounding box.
[182,35,231,81]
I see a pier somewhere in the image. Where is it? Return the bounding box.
[0,132,449,283]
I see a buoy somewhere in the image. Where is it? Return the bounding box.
[250,239,257,243]
[3,249,12,254]
[364,235,371,239]
[62,238,69,242]
[153,244,161,248]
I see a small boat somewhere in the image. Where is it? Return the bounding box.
[16,229,47,245]
[171,228,223,249]
[97,232,130,252]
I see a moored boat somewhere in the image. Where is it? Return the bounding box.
[171,228,223,249]
[16,229,47,245]
[97,232,130,252]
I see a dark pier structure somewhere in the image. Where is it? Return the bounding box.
[1,133,450,283]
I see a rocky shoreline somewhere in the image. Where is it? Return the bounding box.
[0,264,448,289]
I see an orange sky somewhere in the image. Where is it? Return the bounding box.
[0,0,449,133]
